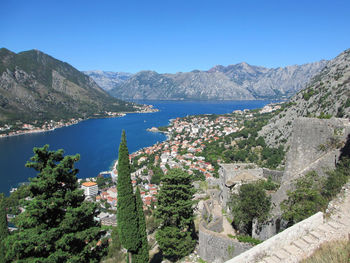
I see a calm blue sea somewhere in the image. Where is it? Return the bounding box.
[0,100,271,194]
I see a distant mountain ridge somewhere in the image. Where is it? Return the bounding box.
[82,70,132,91]
[0,48,136,125]
[85,60,327,100]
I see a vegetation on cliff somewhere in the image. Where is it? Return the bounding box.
[0,194,8,263]
[281,157,350,224]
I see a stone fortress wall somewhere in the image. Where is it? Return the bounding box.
[199,198,252,263]
[199,117,350,262]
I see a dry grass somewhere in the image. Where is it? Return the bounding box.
[302,239,350,263]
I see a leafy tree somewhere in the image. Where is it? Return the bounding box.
[4,145,107,262]
[133,187,149,263]
[229,183,271,235]
[0,194,8,263]
[155,169,196,261]
[116,131,140,260]
[281,171,327,224]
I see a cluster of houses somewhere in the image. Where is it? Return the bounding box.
[79,104,282,226]
[0,118,81,137]
[80,178,159,226]
[259,103,282,114]
[130,114,244,180]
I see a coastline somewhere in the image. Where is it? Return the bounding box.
[0,106,159,139]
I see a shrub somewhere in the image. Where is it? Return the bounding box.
[236,235,262,245]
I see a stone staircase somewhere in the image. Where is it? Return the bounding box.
[258,185,350,263]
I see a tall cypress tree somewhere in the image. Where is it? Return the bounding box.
[117,131,140,260]
[133,187,149,263]
[0,194,8,263]
[4,145,108,262]
[155,169,196,261]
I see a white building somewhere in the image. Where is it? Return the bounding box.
[82,182,98,197]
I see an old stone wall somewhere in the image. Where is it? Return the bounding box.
[199,221,252,263]
[219,163,264,207]
[282,117,350,184]
[270,117,350,217]
[262,168,284,183]
[202,200,224,233]
[226,212,324,263]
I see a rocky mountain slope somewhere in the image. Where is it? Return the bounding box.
[90,61,327,100]
[0,48,136,125]
[260,48,350,147]
[83,70,132,91]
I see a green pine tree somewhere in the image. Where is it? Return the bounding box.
[0,194,8,263]
[117,131,140,261]
[133,187,149,263]
[4,145,108,262]
[155,168,196,261]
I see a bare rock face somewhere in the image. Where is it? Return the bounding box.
[92,60,327,100]
[83,70,132,91]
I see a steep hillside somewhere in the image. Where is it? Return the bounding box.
[104,61,326,100]
[83,70,132,91]
[0,48,136,126]
[260,48,350,147]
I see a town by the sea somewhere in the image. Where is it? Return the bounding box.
[0,100,272,195]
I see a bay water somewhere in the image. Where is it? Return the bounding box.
[0,100,271,194]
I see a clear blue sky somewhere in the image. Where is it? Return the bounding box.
[1,0,349,73]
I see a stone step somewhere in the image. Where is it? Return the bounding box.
[273,249,290,260]
[334,217,350,226]
[292,239,309,251]
[302,234,318,244]
[333,218,347,226]
[327,221,343,230]
[283,244,302,255]
[317,223,334,233]
[263,255,281,263]
[309,230,324,240]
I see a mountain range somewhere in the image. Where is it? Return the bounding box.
[85,61,327,100]
[0,48,136,126]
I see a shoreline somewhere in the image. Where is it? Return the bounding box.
[0,107,159,139]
